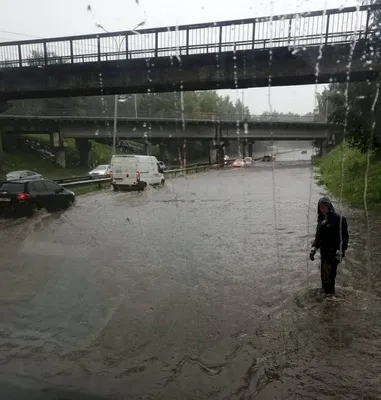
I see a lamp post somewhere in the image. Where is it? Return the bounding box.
[96,21,145,154]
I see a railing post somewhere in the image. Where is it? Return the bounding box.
[365,8,371,40]
[43,42,48,66]
[125,33,129,59]
[97,37,101,62]
[219,25,222,53]
[325,14,330,45]
[252,21,256,50]
[70,40,74,63]
[186,29,189,55]
[155,31,158,57]
[18,44,22,67]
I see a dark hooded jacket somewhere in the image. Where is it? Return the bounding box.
[313,197,349,257]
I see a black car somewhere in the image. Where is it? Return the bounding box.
[0,179,75,216]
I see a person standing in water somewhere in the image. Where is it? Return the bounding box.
[309,197,349,296]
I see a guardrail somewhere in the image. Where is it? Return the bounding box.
[54,175,93,184]
[0,5,378,68]
[57,163,223,192]
[60,177,111,190]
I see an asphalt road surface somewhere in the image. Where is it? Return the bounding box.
[1,150,380,400]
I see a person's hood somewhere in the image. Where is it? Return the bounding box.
[317,196,335,220]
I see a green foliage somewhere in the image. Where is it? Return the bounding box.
[318,144,381,209]
[314,1,381,152]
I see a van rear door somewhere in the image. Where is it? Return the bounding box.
[112,156,139,185]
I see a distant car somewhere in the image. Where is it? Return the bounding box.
[89,164,111,178]
[158,161,167,171]
[232,158,247,167]
[6,170,42,182]
[262,155,275,162]
[301,150,308,154]
[0,179,75,217]
[244,157,254,165]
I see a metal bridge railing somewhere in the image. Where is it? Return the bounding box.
[0,113,319,123]
[0,4,379,68]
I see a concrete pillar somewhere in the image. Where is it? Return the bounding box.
[55,150,66,169]
[158,142,165,161]
[216,146,224,165]
[208,141,217,165]
[242,141,248,158]
[51,131,67,169]
[318,139,329,156]
[75,138,91,168]
[248,142,254,158]
[0,131,4,176]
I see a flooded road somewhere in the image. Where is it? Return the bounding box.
[0,150,380,400]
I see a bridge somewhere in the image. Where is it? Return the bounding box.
[0,114,336,140]
[0,114,336,168]
[0,5,380,100]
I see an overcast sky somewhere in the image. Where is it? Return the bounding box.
[0,0,359,114]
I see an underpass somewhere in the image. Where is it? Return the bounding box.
[0,150,380,399]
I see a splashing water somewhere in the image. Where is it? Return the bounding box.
[308,0,328,288]
[340,1,362,270]
[266,2,286,397]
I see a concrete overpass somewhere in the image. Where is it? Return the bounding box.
[0,114,337,168]
[0,5,379,101]
[0,115,337,140]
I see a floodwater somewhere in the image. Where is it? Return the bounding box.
[0,149,380,400]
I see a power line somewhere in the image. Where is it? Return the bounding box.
[0,29,43,40]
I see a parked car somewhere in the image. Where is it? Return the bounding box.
[232,158,247,167]
[301,150,308,154]
[0,179,75,216]
[158,161,167,171]
[111,155,165,191]
[6,170,42,182]
[89,164,112,178]
[244,157,254,165]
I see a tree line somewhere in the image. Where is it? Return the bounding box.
[314,0,381,152]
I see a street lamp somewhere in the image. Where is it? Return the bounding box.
[96,21,145,154]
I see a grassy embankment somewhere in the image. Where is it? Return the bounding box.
[314,144,381,211]
[3,134,113,195]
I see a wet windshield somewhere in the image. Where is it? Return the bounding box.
[92,165,109,171]
[1,0,381,399]
[6,171,21,178]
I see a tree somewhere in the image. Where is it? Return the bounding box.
[314,0,381,151]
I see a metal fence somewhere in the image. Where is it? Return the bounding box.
[0,112,319,123]
[0,4,379,68]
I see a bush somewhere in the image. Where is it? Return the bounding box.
[318,143,381,209]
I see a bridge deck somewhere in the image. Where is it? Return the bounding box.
[0,115,338,140]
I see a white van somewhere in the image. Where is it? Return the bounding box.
[110,155,165,191]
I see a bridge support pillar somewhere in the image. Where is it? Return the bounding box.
[55,150,66,169]
[0,131,4,176]
[318,139,329,156]
[242,141,248,158]
[51,132,67,169]
[75,138,91,168]
[158,142,166,161]
[208,141,217,165]
[248,142,254,158]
